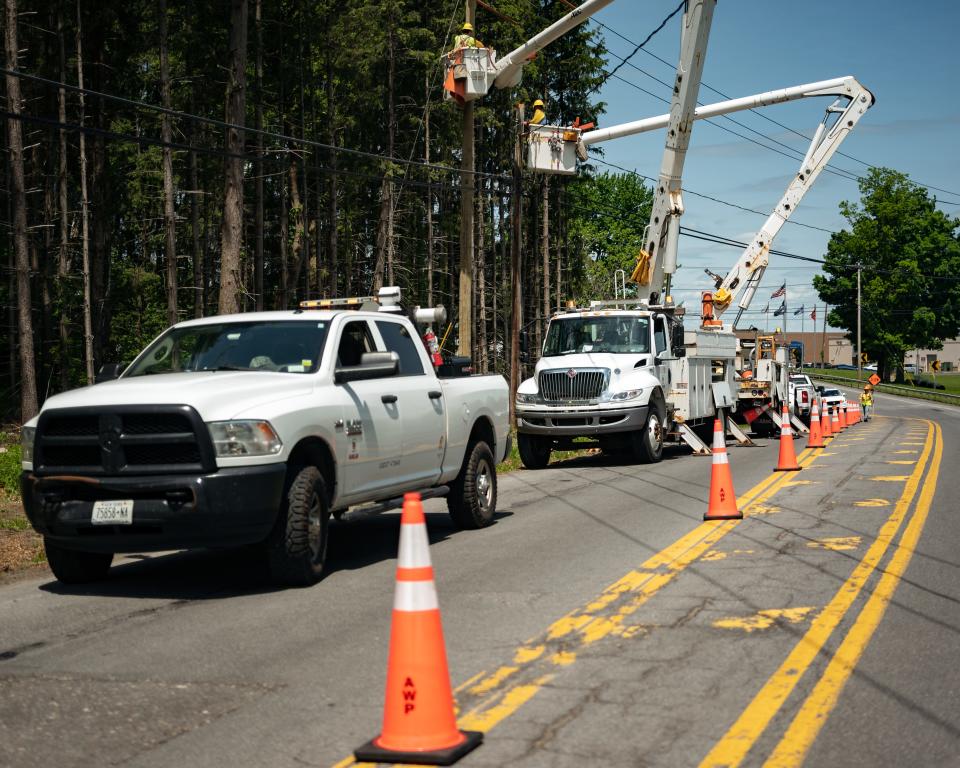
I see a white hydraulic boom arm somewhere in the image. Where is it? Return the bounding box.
[710,78,874,324]
[633,0,715,304]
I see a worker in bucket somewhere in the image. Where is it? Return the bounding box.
[860,383,873,422]
[530,99,546,125]
[454,22,484,49]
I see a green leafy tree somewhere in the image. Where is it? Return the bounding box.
[814,167,960,381]
[567,171,653,302]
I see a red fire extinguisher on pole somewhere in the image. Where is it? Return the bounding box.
[423,326,443,368]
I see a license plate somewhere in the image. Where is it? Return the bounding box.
[91,500,134,525]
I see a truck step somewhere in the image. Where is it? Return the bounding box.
[338,485,450,520]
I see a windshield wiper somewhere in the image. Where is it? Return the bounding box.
[201,365,250,372]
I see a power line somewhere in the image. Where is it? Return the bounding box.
[581,9,960,199]
[597,0,685,87]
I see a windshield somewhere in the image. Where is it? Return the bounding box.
[543,316,650,356]
[125,320,330,377]
[822,389,841,397]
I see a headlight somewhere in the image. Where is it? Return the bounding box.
[21,426,36,464]
[516,393,539,404]
[208,421,282,457]
[611,388,644,401]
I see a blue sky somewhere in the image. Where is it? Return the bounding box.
[581,0,960,331]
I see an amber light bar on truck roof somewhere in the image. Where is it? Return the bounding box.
[299,296,380,311]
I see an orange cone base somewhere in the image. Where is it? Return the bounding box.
[703,509,743,520]
[773,465,802,472]
[355,730,483,766]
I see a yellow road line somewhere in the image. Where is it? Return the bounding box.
[764,423,942,766]
[698,421,934,768]
[336,448,822,768]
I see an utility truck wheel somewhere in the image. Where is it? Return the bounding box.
[266,466,330,586]
[448,441,497,530]
[632,402,665,464]
[517,433,551,469]
[44,539,113,584]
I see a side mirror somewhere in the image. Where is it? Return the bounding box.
[334,351,400,384]
[95,363,123,383]
[670,323,685,352]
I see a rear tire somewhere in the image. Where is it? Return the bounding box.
[517,432,551,469]
[447,441,497,530]
[632,401,665,464]
[44,539,113,584]
[265,466,330,587]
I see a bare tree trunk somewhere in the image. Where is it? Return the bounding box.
[477,187,487,373]
[542,176,549,331]
[373,16,395,293]
[189,135,202,317]
[218,0,248,315]
[424,74,433,307]
[326,51,338,297]
[57,5,71,389]
[6,0,39,419]
[75,0,95,383]
[287,155,305,293]
[159,0,178,325]
[254,0,264,309]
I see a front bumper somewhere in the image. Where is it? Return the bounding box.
[20,464,287,553]
[517,404,649,436]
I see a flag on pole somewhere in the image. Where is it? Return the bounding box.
[773,301,786,317]
[793,304,805,316]
[811,306,817,321]
[771,282,786,298]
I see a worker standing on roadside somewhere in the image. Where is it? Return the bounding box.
[529,98,547,125]
[860,384,873,422]
[454,22,484,49]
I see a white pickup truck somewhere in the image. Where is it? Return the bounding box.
[20,292,510,586]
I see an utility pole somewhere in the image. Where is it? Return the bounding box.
[458,0,476,357]
[857,263,862,381]
[509,103,524,426]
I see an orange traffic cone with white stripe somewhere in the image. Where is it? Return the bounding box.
[774,403,802,471]
[704,418,742,520]
[847,400,858,427]
[831,403,843,433]
[807,400,825,448]
[355,493,482,765]
[820,402,833,439]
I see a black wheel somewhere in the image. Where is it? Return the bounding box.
[517,432,551,469]
[632,400,665,464]
[265,466,330,586]
[447,441,497,529]
[44,538,113,584]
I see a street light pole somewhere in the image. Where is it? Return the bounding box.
[857,263,862,381]
[458,0,476,358]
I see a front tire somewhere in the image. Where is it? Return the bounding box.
[44,538,113,584]
[447,441,497,529]
[517,432,551,469]
[632,402,665,464]
[265,466,330,587]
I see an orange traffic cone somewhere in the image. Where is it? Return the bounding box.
[704,418,742,520]
[847,400,858,427]
[831,403,843,433]
[355,493,482,765]
[807,400,825,448]
[821,402,833,438]
[774,403,802,471]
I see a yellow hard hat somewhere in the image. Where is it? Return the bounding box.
[462,22,473,32]
[533,99,544,107]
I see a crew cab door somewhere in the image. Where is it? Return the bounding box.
[654,314,670,384]
[333,318,404,499]
[373,318,446,488]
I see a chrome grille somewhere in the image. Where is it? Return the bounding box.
[538,368,608,403]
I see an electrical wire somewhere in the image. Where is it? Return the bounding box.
[596,0,685,87]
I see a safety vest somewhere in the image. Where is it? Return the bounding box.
[860,393,872,406]
[454,34,481,49]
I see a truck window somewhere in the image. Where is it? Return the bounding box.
[337,320,375,367]
[376,320,425,376]
[654,317,667,355]
[543,316,650,356]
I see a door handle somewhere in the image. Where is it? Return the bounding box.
[428,390,443,399]
[381,394,398,404]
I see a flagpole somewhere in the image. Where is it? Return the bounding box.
[801,308,805,368]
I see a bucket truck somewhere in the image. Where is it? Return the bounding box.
[516,49,875,459]
[442,0,616,104]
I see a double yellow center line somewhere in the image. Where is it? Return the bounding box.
[700,419,942,767]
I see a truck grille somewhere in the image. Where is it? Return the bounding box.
[35,405,215,476]
[539,368,608,403]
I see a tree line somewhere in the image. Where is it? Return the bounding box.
[3,0,656,423]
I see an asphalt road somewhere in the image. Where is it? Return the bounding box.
[1,389,958,768]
